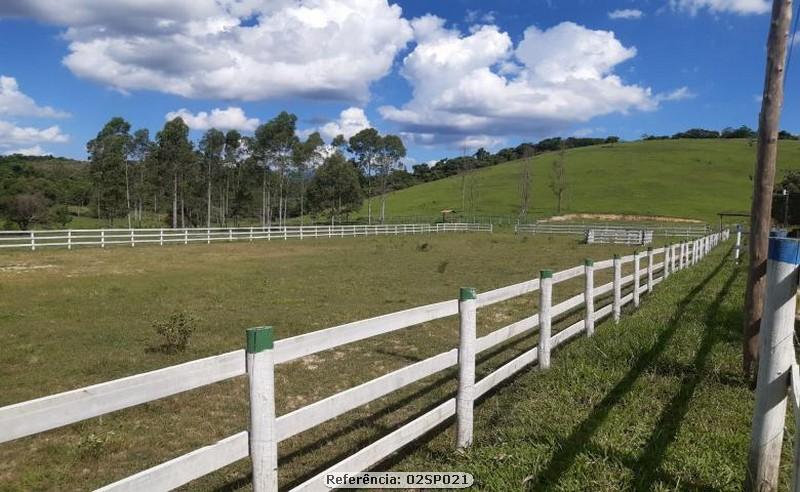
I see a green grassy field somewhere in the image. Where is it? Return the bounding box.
[390,243,787,490]
[365,139,800,222]
[0,234,771,491]
[0,232,639,490]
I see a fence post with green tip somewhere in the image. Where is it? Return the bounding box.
[539,270,553,370]
[246,327,278,492]
[456,287,477,449]
[613,255,621,322]
[647,247,654,293]
[633,250,641,308]
[584,259,595,337]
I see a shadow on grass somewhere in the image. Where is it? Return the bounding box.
[632,266,740,490]
[529,251,732,491]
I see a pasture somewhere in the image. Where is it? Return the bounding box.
[1,232,641,490]
[365,138,800,222]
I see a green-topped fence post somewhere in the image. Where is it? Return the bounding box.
[246,327,278,492]
[613,255,621,322]
[539,270,553,370]
[584,259,595,337]
[647,247,654,293]
[456,287,477,449]
[633,250,641,308]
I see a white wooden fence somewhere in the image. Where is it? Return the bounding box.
[0,230,729,491]
[586,228,654,245]
[515,222,710,238]
[0,223,492,251]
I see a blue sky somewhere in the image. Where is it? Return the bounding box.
[0,0,794,164]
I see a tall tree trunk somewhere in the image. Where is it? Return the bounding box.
[367,162,372,225]
[125,161,131,229]
[172,172,178,229]
[743,0,792,383]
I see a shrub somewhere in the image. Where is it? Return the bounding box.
[153,312,196,353]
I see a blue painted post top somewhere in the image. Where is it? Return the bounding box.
[768,236,800,264]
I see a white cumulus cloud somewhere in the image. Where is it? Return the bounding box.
[316,107,372,142]
[0,76,70,118]
[608,9,644,19]
[165,107,259,131]
[0,0,414,102]
[670,0,771,15]
[3,145,47,156]
[656,86,697,101]
[0,120,69,156]
[379,19,657,147]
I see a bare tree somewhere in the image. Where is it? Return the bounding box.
[549,142,568,214]
[519,158,533,217]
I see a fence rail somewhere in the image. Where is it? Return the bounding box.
[0,223,492,251]
[515,222,710,238]
[0,229,730,491]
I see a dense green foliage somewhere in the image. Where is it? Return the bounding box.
[0,155,90,229]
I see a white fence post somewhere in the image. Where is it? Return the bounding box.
[539,270,553,370]
[159,228,164,246]
[456,287,477,449]
[664,243,671,279]
[30,231,35,251]
[584,259,595,337]
[679,242,685,270]
[747,237,800,491]
[67,229,72,250]
[101,230,105,249]
[735,225,743,263]
[250,227,254,242]
[130,229,135,248]
[612,255,621,322]
[633,250,641,308]
[229,229,233,242]
[647,247,654,293]
[247,327,278,492]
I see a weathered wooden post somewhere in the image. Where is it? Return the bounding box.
[633,250,641,307]
[736,225,743,263]
[647,247,654,293]
[613,255,621,322]
[456,287,477,449]
[539,270,553,370]
[584,259,595,337]
[246,327,278,492]
[747,237,799,491]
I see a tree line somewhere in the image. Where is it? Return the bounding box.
[643,126,798,141]
[85,113,407,228]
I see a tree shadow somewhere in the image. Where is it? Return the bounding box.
[528,252,731,491]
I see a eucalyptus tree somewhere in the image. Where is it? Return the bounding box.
[86,117,132,224]
[199,128,225,227]
[130,128,152,225]
[376,134,406,223]
[306,151,364,220]
[292,131,325,225]
[254,112,298,226]
[154,117,193,228]
[348,128,381,224]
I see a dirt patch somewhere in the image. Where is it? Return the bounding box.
[542,213,704,224]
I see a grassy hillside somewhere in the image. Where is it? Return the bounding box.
[369,139,800,222]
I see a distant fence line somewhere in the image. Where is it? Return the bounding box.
[515,222,710,238]
[0,223,493,251]
[586,229,654,246]
[0,229,730,491]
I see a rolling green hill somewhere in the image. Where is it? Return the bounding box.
[367,139,800,223]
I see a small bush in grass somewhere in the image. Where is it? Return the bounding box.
[153,312,196,353]
[75,432,116,459]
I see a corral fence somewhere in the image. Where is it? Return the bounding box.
[0,228,730,491]
[0,223,492,251]
[586,228,654,246]
[516,222,710,238]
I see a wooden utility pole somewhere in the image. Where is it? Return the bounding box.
[743,0,793,383]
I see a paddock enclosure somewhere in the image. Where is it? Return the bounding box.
[0,231,728,490]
